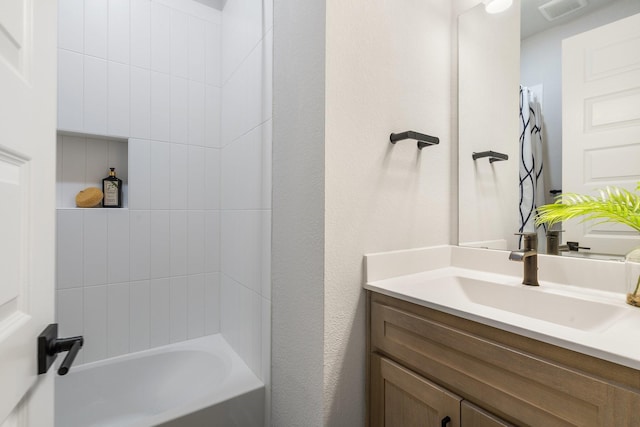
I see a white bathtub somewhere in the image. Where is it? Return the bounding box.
[55,334,264,427]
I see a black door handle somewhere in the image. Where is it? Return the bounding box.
[441,416,451,427]
[38,323,84,375]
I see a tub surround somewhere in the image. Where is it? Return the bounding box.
[56,334,264,427]
[364,245,640,370]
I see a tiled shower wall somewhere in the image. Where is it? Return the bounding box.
[56,0,223,365]
[55,0,272,386]
[219,0,272,382]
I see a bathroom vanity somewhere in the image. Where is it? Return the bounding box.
[364,246,640,426]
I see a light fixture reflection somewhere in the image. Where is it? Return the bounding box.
[483,0,513,14]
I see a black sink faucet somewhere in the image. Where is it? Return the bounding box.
[509,233,539,286]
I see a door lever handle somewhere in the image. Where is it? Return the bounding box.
[38,323,84,375]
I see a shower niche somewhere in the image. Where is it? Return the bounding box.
[56,131,128,209]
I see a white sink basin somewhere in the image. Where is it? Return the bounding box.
[448,275,627,332]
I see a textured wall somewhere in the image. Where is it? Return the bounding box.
[272,0,454,425]
[271,0,326,425]
[324,0,453,424]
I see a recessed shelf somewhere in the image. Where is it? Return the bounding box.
[56,131,128,209]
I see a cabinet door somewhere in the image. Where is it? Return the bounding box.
[371,354,461,427]
[461,401,514,427]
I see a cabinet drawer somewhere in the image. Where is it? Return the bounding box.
[371,298,640,426]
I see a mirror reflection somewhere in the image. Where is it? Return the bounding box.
[458,0,640,258]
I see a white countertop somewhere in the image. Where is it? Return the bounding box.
[364,245,640,370]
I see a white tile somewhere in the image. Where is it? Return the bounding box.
[221,210,265,293]
[222,40,266,144]
[85,138,108,190]
[84,0,108,58]
[57,210,83,289]
[57,288,84,342]
[150,2,171,74]
[56,136,63,208]
[205,211,220,273]
[130,0,151,69]
[108,141,129,183]
[220,274,237,347]
[187,211,205,274]
[150,210,171,279]
[188,16,206,83]
[261,210,271,299]
[205,85,221,148]
[170,144,188,209]
[108,61,130,137]
[204,148,220,211]
[83,285,108,363]
[188,146,205,210]
[149,141,172,209]
[187,274,205,339]
[221,0,263,84]
[130,280,150,352]
[170,276,188,343]
[83,209,108,286]
[188,81,205,147]
[108,0,130,64]
[150,72,171,142]
[205,21,221,87]
[107,210,130,284]
[58,0,84,53]
[170,211,188,277]
[170,77,188,144]
[235,282,252,368]
[130,210,150,281]
[249,288,262,376]
[204,272,220,334]
[107,282,130,357]
[221,126,265,210]
[220,55,247,144]
[83,56,108,135]
[262,120,272,210]
[221,120,271,209]
[57,287,86,364]
[149,278,170,347]
[58,49,83,132]
[127,139,150,209]
[60,135,86,208]
[130,67,151,139]
[262,29,273,122]
[261,297,271,384]
[170,10,189,79]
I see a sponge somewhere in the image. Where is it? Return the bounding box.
[75,187,104,208]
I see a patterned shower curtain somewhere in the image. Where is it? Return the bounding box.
[518,85,546,251]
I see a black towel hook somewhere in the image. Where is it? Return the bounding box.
[390,131,439,149]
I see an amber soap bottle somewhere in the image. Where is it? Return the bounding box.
[102,167,122,208]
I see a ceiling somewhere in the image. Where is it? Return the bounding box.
[521,0,620,39]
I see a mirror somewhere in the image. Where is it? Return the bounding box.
[458,0,640,257]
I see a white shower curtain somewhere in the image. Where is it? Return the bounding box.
[518,85,546,251]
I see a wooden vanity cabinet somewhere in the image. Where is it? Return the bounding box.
[367,291,640,427]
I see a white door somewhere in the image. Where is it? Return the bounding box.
[0,0,57,426]
[562,13,640,255]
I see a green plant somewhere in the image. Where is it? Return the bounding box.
[535,183,640,233]
[535,182,640,303]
